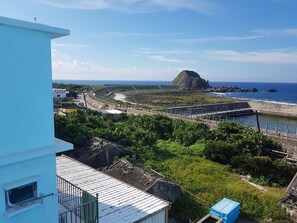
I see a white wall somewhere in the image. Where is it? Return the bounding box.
[53,89,67,99]
[140,210,167,223]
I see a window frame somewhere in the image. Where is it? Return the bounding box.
[5,182,38,208]
[4,176,40,212]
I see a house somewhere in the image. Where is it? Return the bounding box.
[100,109,123,120]
[73,137,135,169]
[0,16,73,223]
[102,159,182,203]
[280,173,297,221]
[57,155,170,223]
[53,88,69,99]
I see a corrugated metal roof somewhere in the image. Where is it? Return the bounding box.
[56,155,169,223]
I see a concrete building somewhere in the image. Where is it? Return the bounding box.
[0,16,72,223]
[103,159,182,203]
[57,155,170,223]
[53,88,68,99]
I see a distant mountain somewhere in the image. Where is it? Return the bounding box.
[171,70,210,90]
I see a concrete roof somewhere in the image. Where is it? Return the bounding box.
[103,159,167,191]
[286,172,297,196]
[0,16,69,39]
[100,110,123,115]
[56,155,169,223]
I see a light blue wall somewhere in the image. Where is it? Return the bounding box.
[0,155,59,223]
[0,25,54,155]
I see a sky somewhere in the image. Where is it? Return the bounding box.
[1,0,297,82]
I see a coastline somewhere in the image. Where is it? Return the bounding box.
[246,100,297,119]
[111,91,297,119]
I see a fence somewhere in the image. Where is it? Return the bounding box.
[57,176,99,223]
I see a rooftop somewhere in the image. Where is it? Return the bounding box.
[103,159,168,191]
[56,155,169,223]
[0,16,69,39]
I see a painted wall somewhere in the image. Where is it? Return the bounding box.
[53,89,68,99]
[0,24,54,155]
[140,210,166,223]
[0,155,59,223]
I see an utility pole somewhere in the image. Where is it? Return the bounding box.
[255,110,260,132]
[83,91,88,108]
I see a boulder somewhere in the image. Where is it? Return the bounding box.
[266,89,277,92]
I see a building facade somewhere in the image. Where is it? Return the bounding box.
[53,89,68,99]
[0,16,72,223]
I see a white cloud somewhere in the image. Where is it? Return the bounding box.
[92,31,182,38]
[51,49,180,80]
[133,48,192,55]
[204,49,297,64]
[254,28,297,37]
[42,0,218,14]
[52,42,90,49]
[172,35,263,44]
[149,55,196,63]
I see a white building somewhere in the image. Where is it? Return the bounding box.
[0,16,73,223]
[53,88,68,99]
[57,155,170,223]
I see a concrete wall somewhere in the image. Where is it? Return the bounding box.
[0,24,54,155]
[161,102,251,115]
[0,155,59,223]
[249,101,297,118]
[269,136,297,157]
[140,210,166,223]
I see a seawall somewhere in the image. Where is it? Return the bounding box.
[159,102,252,116]
[248,101,297,118]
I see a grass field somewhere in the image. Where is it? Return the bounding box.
[146,141,288,222]
[126,90,235,107]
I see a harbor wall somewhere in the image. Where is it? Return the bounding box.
[159,102,251,115]
[248,101,297,118]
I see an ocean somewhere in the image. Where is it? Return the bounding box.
[210,82,297,105]
[53,80,297,105]
[53,80,297,133]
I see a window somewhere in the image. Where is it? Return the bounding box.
[5,182,37,208]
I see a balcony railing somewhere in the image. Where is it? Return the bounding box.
[57,176,99,223]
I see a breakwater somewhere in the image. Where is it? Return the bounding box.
[157,102,254,117]
[248,101,297,118]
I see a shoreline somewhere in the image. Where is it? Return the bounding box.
[109,89,297,119]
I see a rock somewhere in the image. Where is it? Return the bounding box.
[171,70,210,90]
[266,89,277,92]
[208,86,257,93]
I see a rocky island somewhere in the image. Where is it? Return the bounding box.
[172,70,258,93]
[171,70,210,90]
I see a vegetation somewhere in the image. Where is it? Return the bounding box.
[55,109,296,222]
[125,90,235,107]
[156,157,287,222]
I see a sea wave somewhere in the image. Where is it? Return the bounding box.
[227,96,297,106]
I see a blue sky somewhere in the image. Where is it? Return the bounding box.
[1,0,297,82]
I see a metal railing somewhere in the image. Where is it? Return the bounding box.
[57,176,99,223]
